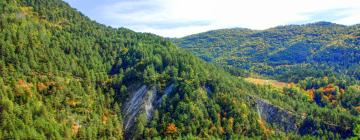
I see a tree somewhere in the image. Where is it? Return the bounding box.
[353,124,360,139]
[165,123,177,135]
[134,113,147,139]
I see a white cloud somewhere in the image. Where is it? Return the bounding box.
[67,0,360,37]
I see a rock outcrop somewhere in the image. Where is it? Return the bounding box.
[255,98,301,133]
[122,83,174,137]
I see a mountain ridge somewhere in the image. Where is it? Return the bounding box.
[173,21,360,82]
[0,0,359,139]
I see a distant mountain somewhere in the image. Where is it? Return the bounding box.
[173,22,360,82]
[0,0,359,139]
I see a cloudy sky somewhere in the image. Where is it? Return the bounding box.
[63,0,360,37]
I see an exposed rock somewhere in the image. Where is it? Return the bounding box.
[155,83,174,104]
[122,83,174,137]
[144,87,156,120]
[123,85,149,131]
[249,95,352,138]
[255,98,300,133]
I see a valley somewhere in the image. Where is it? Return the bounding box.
[0,0,359,139]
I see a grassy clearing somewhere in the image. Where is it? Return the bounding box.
[245,77,288,88]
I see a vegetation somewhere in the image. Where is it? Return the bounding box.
[0,0,263,139]
[174,22,360,139]
[0,0,358,139]
[173,22,360,82]
[251,76,359,137]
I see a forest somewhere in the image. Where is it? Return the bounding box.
[173,22,360,82]
[0,0,359,139]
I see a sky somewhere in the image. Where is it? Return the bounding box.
[63,0,360,37]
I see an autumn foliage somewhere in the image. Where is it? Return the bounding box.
[165,123,177,135]
[71,122,81,136]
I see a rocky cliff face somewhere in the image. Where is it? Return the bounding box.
[122,84,174,137]
[255,98,302,133]
[123,85,155,131]
[251,96,352,138]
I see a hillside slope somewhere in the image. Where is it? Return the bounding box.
[0,0,359,139]
[173,22,360,82]
[0,0,267,139]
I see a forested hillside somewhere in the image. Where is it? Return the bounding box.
[173,22,360,82]
[173,22,360,139]
[0,0,359,139]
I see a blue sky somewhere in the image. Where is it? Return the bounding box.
[63,0,360,37]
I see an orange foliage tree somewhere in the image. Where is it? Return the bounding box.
[165,123,177,135]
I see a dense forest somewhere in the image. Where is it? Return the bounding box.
[173,22,360,82]
[0,0,359,139]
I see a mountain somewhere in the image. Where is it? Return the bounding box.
[0,0,359,139]
[173,22,360,82]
